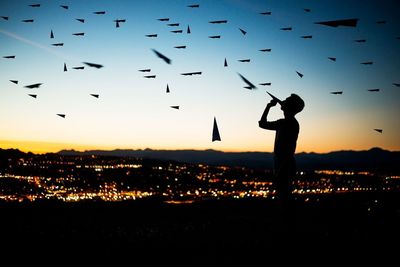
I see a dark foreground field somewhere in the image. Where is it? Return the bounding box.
[1,192,400,265]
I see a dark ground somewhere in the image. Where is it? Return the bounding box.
[1,192,399,265]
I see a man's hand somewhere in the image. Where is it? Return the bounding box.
[267,99,278,108]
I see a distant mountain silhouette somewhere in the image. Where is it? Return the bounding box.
[57,147,400,171]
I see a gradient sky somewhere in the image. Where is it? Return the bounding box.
[1,0,399,153]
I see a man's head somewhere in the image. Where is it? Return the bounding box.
[281,94,304,116]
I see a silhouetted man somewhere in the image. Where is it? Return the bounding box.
[259,94,304,203]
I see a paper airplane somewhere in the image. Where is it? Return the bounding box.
[168,23,180,26]
[244,86,253,90]
[188,4,199,8]
[266,91,282,104]
[296,71,304,78]
[304,8,311,12]
[238,59,250,62]
[60,5,69,9]
[374,129,383,133]
[187,25,191,34]
[24,83,42,89]
[73,32,85,36]
[281,27,292,31]
[259,83,271,86]
[93,11,106,15]
[237,73,256,89]
[212,117,221,142]
[393,83,400,87]
[239,28,247,35]
[328,57,336,61]
[170,106,179,110]
[1,16,9,20]
[83,62,103,68]
[315,18,358,27]
[22,19,34,23]
[355,39,366,42]
[209,35,221,39]
[50,30,54,38]
[301,35,312,39]
[224,58,228,67]
[361,61,373,65]
[52,43,64,46]
[90,94,99,98]
[146,34,158,37]
[10,80,18,84]
[138,69,151,72]
[158,18,169,21]
[171,30,183,33]
[367,89,380,92]
[260,11,271,15]
[29,4,40,7]
[174,45,186,49]
[181,72,202,76]
[73,66,84,70]
[76,18,85,23]
[57,114,66,118]
[330,91,343,95]
[259,48,271,52]
[166,84,170,93]
[3,55,15,59]
[28,94,37,98]
[152,49,171,64]
[63,63,67,72]
[209,20,228,24]
[144,75,156,78]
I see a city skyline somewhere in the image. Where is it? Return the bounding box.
[1,0,400,154]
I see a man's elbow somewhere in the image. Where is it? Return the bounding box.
[258,121,267,129]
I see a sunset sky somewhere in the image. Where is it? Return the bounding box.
[1,0,399,153]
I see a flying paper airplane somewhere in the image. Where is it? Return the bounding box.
[237,73,256,89]
[187,25,191,34]
[171,30,183,33]
[73,32,85,36]
[188,4,199,8]
[260,11,271,15]
[90,94,99,98]
[83,62,103,68]
[28,94,37,98]
[304,8,311,12]
[76,18,85,23]
[3,55,15,59]
[315,18,358,27]
[168,23,180,26]
[393,83,400,87]
[330,91,343,95]
[63,63,67,72]
[1,16,9,20]
[22,19,34,23]
[57,114,66,118]
[281,27,292,31]
[259,49,271,52]
[209,20,228,24]
[374,129,383,133]
[212,117,221,142]
[24,83,42,89]
[296,71,304,78]
[144,75,156,78]
[361,61,373,65]
[50,30,54,38]
[170,106,179,110]
[60,5,68,9]
[138,69,151,72]
[146,34,158,37]
[174,46,186,49]
[10,80,18,84]
[238,59,250,62]
[239,28,247,35]
[93,11,106,14]
[355,39,366,42]
[158,18,169,21]
[166,84,170,93]
[181,72,202,76]
[328,57,337,61]
[224,58,228,67]
[29,4,40,7]
[52,43,64,46]
[367,89,380,92]
[209,35,221,39]
[259,83,271,86]
[152,49,171,64]
[301,35,312,39]
[73,66,84,70]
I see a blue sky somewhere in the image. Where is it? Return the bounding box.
[1,0,399,153]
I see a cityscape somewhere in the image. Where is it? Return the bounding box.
[1,149,399,203]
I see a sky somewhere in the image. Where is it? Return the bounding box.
[0,0,399,153]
